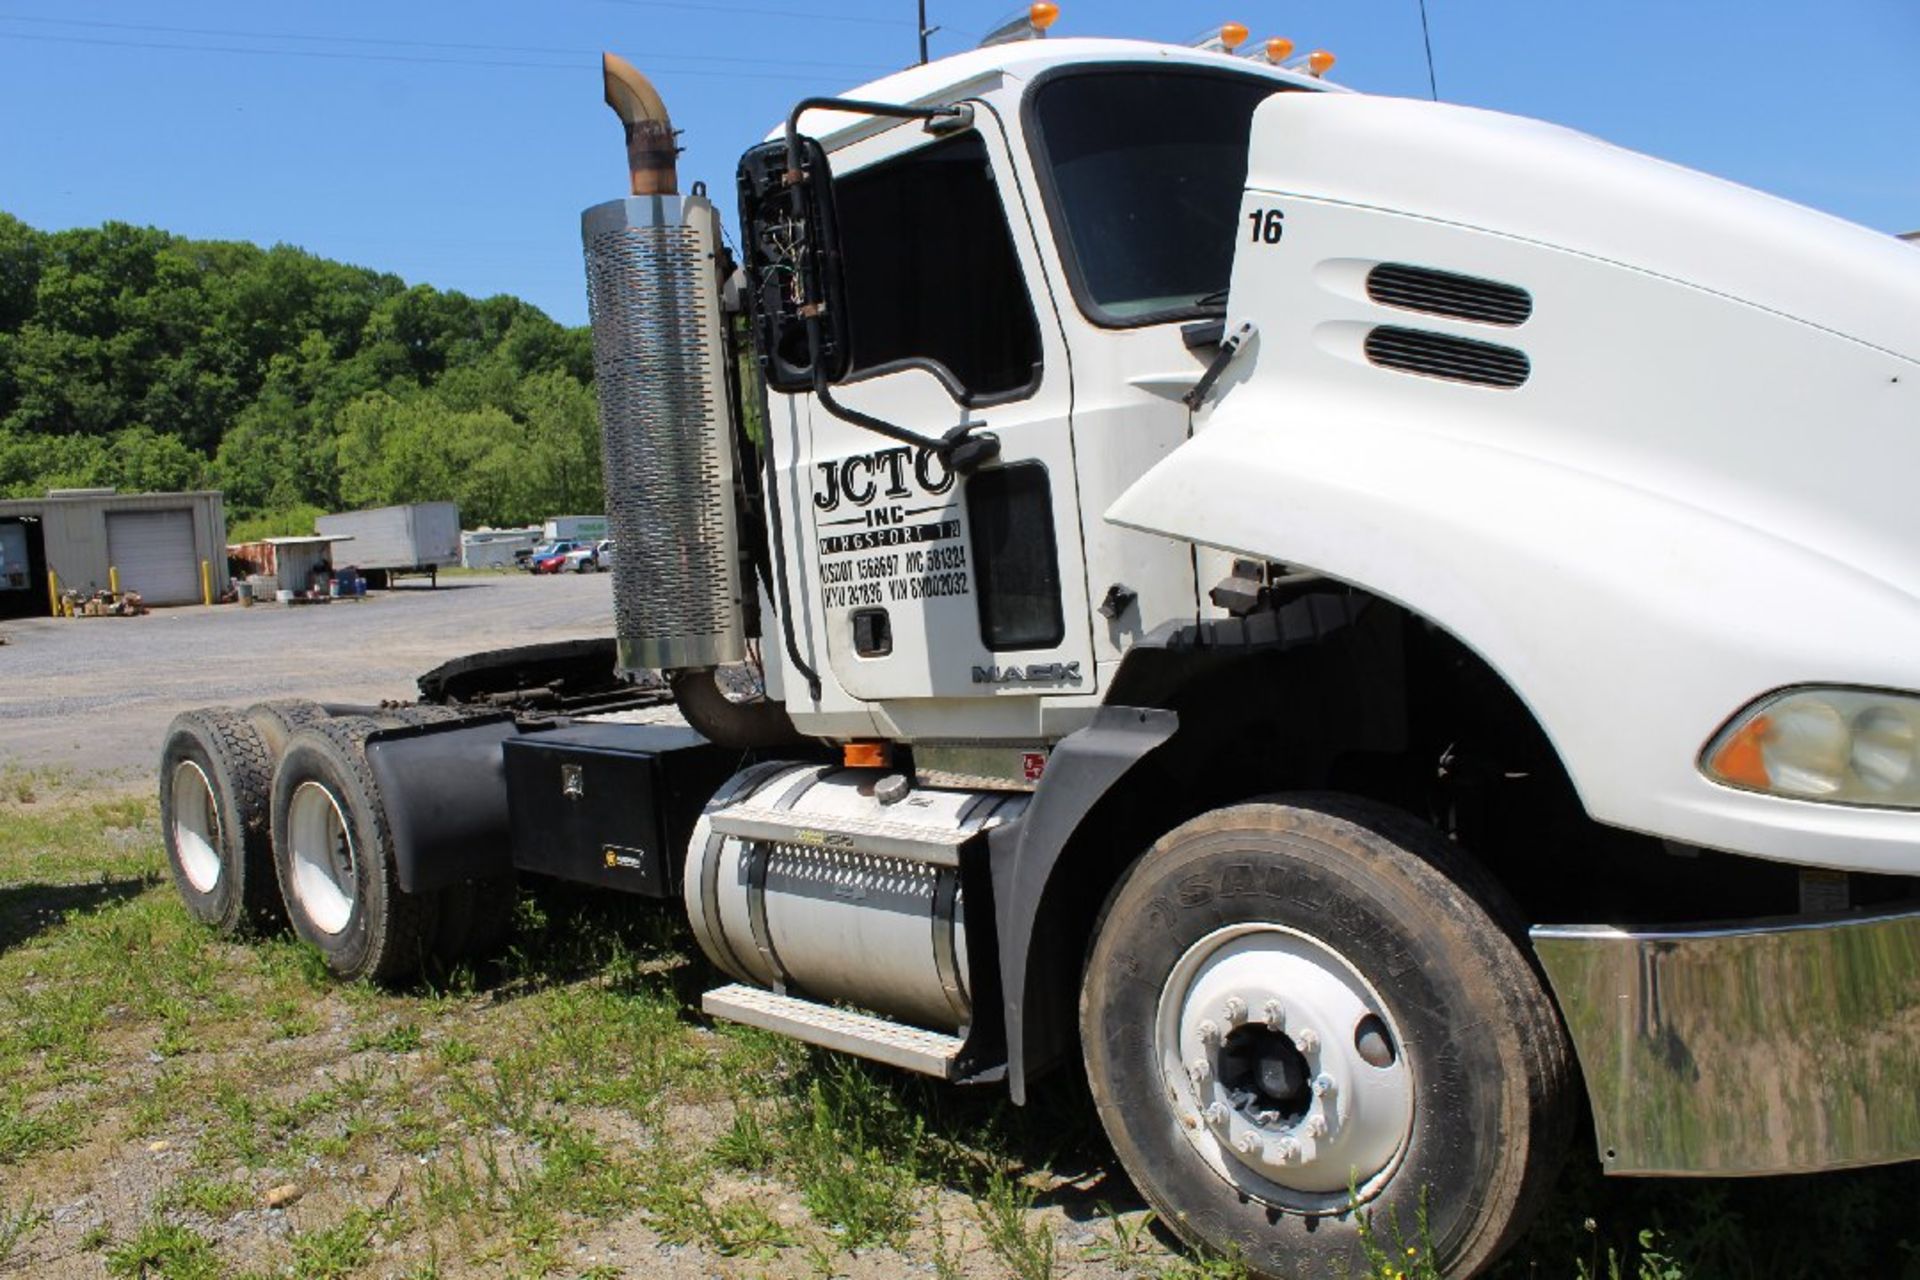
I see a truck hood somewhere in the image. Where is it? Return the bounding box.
[1245,93,1920,362]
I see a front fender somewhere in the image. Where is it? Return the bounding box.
[1106,386,1920,877]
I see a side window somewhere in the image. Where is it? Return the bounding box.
[967,462,1064,650]
[834,131,1043,402]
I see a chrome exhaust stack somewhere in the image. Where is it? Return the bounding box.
[581,54,746,675]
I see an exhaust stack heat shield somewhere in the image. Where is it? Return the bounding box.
[581,193,746,673]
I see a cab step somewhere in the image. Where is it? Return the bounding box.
[702,983,965,1079]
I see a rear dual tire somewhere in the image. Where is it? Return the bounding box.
[159,709,283,935]
[270,716,438,982]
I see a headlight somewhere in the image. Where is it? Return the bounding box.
[1703,688,1920,809]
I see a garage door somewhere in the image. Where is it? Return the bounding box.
[106,509,200,605]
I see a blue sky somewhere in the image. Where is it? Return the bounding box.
[2,1,1915,327]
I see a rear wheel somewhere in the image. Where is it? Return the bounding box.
[270,716,437,982]
[158,709,281,934]
[246,699,333,758]
[1081,797,1572,1279]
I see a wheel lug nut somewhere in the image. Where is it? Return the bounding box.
[1312,1073,1335,1097]
[1294,1028,1319,1054]
[1265,1137,1300,1164]
[1261,999,1284,1029]
[1222,997,1246,1024]
[1197,1019,1220,1045]
[1202,1102,1228,1126]
[1305,1114,1328,1138]
[1234,1131,1261,1155]
[1187,1058,1211,1084]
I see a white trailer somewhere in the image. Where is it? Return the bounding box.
[542,514,608,543]
[315,502,460,588]
[161,16,1920,1278]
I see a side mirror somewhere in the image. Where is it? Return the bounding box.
[736,136,851,394]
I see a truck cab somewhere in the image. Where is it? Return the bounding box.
[758,38,1330,752]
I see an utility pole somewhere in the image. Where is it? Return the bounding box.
[917,0,931,64]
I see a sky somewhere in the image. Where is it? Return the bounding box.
[1,1,1915,328]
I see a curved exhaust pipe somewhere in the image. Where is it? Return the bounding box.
[669,668,807,750]
[602,52,679,195]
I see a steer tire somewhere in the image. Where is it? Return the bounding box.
[158,708,282,935]
[1080,796,1573,1280]
[246,699,335,758]
[269,716,437,983]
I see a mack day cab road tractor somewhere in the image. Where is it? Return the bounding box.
[157,10,1920,1277]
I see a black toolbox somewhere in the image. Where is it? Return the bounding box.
[502,723,738,897]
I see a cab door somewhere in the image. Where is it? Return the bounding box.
[802,108,1092,711]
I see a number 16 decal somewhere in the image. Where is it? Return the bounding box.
[1247,207,1285,244]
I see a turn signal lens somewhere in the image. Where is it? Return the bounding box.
[1029,2,1060,31]
[843,740,892,769]
[1703,689,1920,809]
[1264,36,1295,63]
[1307,48,1336,76]
[1220,22,1249,50]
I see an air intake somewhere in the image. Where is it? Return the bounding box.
[1365,326,1530,389]
[1367,263,1532,327]
[582,193,746,672]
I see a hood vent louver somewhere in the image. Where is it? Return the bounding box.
[1365,326,1530,389]
[1367,263,1532,327]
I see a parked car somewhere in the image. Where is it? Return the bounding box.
[527,541,581,574]
[562,539,616,573]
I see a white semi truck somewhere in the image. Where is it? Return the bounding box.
[158,13,1920,1277]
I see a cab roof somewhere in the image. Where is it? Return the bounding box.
[766,36,1341,145]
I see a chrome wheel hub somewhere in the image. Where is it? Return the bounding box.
[169,760,222,894]
[286,781,357,935]
[1155,923,1414,1210]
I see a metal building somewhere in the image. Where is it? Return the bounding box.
[0,488,227,618]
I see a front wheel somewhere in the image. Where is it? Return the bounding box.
[1081,797,1572,1279]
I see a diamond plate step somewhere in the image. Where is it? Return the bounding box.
[706,807,972,867]
[702,983,965,1079]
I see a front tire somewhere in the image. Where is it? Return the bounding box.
[270,716,437,982]
[1081,797,1571,1279]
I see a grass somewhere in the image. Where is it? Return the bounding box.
[0,785,1916,1278]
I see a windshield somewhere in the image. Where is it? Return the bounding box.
[1028,68,1298,326]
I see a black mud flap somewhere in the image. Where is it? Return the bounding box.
[363,715,532,894]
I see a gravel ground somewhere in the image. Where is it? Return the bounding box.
[0,572,615,777]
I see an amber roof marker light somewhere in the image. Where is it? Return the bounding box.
[1262,36,1295,63]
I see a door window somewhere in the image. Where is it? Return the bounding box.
[834,131,1043,403]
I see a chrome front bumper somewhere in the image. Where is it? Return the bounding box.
[1532,904,1920,1176]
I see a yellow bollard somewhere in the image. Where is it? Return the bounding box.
[201,559,213,606]
[109,565,120,595]
[47,569,58,617]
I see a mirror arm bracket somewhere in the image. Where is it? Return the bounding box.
[783,97,972,169]
[810,367,1001,474]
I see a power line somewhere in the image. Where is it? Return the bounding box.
[0,30,861,82]
[1417,0,1439,100]
[0,13,894,73]
[590,0,912,27]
